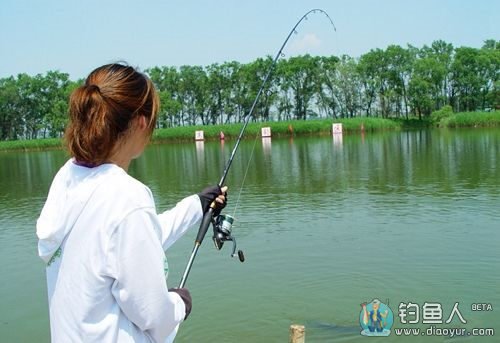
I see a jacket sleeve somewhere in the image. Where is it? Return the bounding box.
[108,208,186,343]
[157,194,203,250]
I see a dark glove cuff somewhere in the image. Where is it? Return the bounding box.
[169,288,192,320]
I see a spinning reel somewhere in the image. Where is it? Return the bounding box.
[212,214,245,263]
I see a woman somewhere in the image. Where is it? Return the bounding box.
[36,63,227,342]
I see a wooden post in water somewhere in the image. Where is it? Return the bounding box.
[289,324,305,343]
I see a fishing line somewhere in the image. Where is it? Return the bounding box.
[231,130,260,218]
[231,9,336,218]
[179,8,337,288]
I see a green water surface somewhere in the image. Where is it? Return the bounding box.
[0,129,498,342]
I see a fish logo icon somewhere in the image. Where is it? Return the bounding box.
[359,299,393,337]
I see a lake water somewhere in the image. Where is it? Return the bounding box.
[0,129,499,342]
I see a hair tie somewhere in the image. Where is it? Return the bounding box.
[87,84,101,93]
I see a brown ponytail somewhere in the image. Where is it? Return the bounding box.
[65,63,159,165]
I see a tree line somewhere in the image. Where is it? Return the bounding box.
[0,39,498,140]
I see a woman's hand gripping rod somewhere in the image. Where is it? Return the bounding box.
[179,189,236,288]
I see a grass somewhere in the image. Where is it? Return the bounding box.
[0,138,63,152]
[1,112,498,152]
[153,117,402,143]
[439,110,500,128]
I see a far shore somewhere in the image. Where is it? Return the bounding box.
[1,111,499,152]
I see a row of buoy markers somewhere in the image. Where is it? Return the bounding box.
[194,123,344,141]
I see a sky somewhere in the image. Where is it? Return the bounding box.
[1,0,498,79]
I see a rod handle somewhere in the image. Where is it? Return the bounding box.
[195,207,214,244]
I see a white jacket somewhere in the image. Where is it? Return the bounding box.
[36,159,203,342]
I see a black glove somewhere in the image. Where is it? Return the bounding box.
[169,287,192,320]
[197,185,227,216]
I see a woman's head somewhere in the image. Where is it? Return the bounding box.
[65,63,159,165]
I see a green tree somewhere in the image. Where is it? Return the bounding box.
[206,62,237,125]
[479,43,500,110]
[384,45,414,118]
[451,47,491,111]
[408,41,451,117]
[178,65,208,125]
[330,55,362,118]
[279,55,320,120]
[242,56,276,122]
[482,39,500,51]
[43,71,73,138]
[148,66,184,127]
[221,61,241,124]
[0,77,24,139]
[316,56,340,118]
[358,48,390,117]
[420,40,454,110]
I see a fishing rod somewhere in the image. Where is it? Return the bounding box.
[179,8,336,288]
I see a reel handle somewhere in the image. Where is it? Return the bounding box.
[236,250,245,262]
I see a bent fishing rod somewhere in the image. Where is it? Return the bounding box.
[179,8,336,288]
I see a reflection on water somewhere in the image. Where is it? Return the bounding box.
[261,137,272,157]
[0,129,499,342]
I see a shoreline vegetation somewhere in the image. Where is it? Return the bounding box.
[2,40,498,146]
[0,110,499,152]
